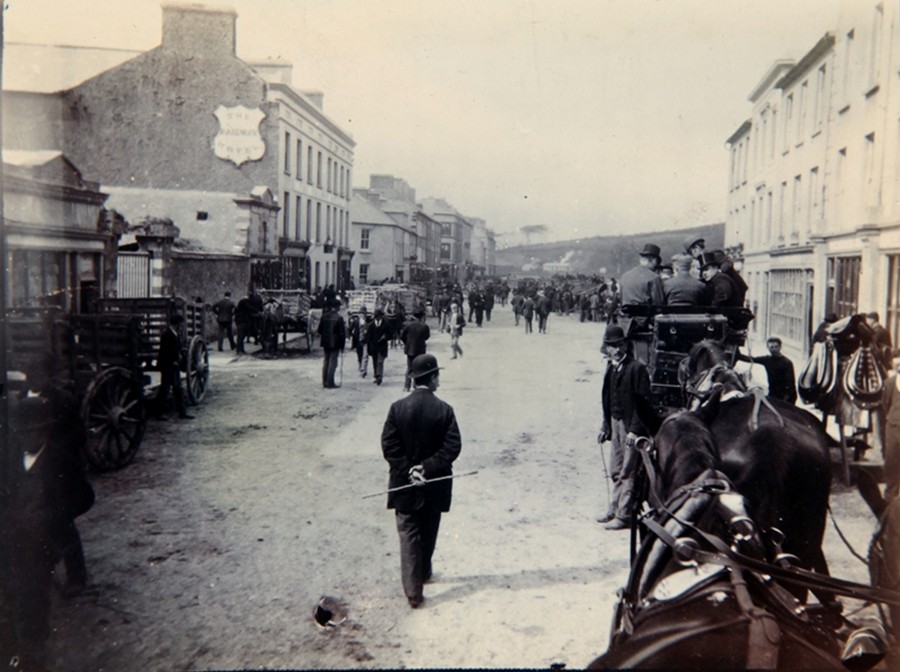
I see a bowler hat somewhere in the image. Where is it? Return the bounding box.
[603,325,627,345]
[410,353,442,379]
[639,243,661,258]
[683,235,705,253]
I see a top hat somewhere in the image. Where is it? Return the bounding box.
[603,325,627,345]
[410,353,442,380]
[697,251,720,269]
[683,235,706,253]
[373,308,384,317]
[639,243,661,258]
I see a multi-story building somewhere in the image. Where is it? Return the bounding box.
[725,0,899,360]
[350,175,444,287]
[468,217,497,277]
[420,197,473,283]
[3,3,355,296]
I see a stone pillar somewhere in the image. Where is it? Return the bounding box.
[135,217,180,297]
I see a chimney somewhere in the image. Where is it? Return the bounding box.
[161,3,238,57]
[302,91,324,111]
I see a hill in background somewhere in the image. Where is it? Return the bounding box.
[495,223,724,278]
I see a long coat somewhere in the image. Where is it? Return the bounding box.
[601,356,652,435]
[317,310,346,351]
[400,320,430,357]
[381,388,462,513]
[366,318,390,357]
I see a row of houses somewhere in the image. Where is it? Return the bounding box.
[2,2,497,313]
[725,0,900,362]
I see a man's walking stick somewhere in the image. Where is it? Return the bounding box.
[361,470,479,499]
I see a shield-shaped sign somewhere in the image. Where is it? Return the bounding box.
[213,104,266,166]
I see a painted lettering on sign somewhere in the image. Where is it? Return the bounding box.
[213,105,266,166]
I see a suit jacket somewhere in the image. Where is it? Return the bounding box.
[663,274,708,306]
[705,272,740,307]
[619,265,666,334]
[601,356,652,435]
[400,320,430,357]
[381,388,462,513]
[366,318,390,357]
[158,327,183,371]
[317,310,346,350]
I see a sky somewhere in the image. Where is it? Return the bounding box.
[4,0,843,243]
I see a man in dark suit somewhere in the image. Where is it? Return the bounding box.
[5,395,95,655]
[156,314,193,419]
[400,309,431,391]
[317,298,346,388]
[381,354,462,608]
[698,251,740,308]
[367,308,390,385]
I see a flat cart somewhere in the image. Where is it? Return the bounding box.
[619,304,754,413]
[7,307,148,471]
[95,297,211,406]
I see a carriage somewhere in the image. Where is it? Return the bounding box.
[620,304,755,413]
[7,296,210,471]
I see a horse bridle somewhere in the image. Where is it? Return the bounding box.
[633,434,900,609]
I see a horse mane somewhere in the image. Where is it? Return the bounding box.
[655,411,721,499]
[687,339,728,371]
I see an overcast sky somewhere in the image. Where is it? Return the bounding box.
[5,0,842,243]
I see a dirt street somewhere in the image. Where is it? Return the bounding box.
[42,304,877,670]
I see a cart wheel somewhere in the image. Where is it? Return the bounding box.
[186,335,210,404]
[81,367,146,471]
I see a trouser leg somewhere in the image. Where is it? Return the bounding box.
[405,355,415,390]
[57,520,88,587]
[395,506,442,602]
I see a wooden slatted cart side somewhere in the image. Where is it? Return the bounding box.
[94,297,210,405]
[261,288,314,351]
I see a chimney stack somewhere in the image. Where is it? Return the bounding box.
[161,3,237,57]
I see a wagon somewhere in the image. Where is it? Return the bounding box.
[7,297,210,471]
[259,288,314,352]
[619,304,754,413]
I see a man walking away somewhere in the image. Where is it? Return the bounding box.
[349,306,370,378]
[401,309,431,392]
[367,308,390,385]
[234,291,258,354]
[317,298,346,388]
[213,291,236,351]
[381,354,462,608]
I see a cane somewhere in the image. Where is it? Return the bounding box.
[361,470,479,499]
[598,437,612,509]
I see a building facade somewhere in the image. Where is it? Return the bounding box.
[3,3,355,296]
[725,0,899,361]
[420,197,473,283]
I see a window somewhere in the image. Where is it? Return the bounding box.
[441,223,452,237]
[316,202,322,243]
[307,146,314,184]
[360,228,371,250]
[783,94,793,152]
[295,195,302,239]
[327,157,333,192]
[797,81,807,143]
[769,269,808,345]
[315,261,321,289]
[842,30,855,103]
[826,256,861,318]
[440,243,452,260]
[326,205,331,241]
[284,132,291,174]
[869,4,884,89]
[306,199,313,241]
[809,167,820,232]
[814,65,826,129]
[317,151,323,188]
[865,132,878,207]
[296,139,302,179]
[283,192,290,237]
[770,109,777,158]
[359,263,369,285]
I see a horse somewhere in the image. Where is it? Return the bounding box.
[675,340,834,597]
[589,402,847,669]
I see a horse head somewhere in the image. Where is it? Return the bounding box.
[680,339,747,409]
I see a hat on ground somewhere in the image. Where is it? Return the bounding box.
[672,253,693,271]
[639,243,661,258]
[697,252,720,269]
[603,325,627,346]
[411,353,442,379]
[683,235,706,254]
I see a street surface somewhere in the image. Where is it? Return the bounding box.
[44,304,877,670]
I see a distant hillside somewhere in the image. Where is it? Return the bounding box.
[496,223,724,278]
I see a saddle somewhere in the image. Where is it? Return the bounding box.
[798,340,837,405]
[843,344,884,410]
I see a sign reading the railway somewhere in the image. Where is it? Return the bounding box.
[213,105,266,166]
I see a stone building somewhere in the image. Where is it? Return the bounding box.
[420,197,474,283]
[468,216,497,277]
[3,2,354,299]
[725,0,900,359]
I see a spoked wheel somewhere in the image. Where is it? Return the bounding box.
[186,335,210,404]
[81,367,147,471]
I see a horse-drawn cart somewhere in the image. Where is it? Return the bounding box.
[7,296,210,472]
[259,288,314,353]
[620,304,754,413]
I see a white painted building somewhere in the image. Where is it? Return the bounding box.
[725,0,900,360]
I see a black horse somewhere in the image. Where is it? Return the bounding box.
[590,404,845,669]
[676,340,833,592]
